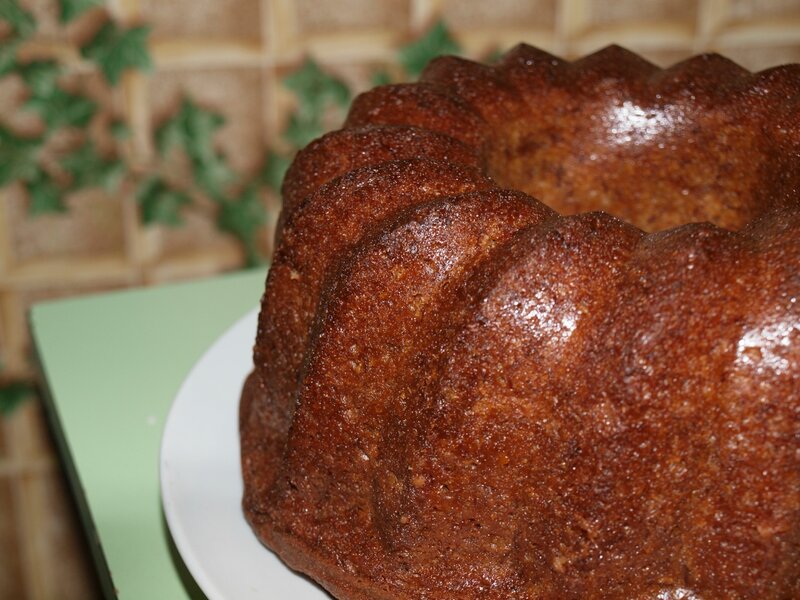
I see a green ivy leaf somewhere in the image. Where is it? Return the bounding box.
[155,98,224,156]
[0,381,34,416]
[154,115,182,156]
[80,22,152,85]
[260,150,291,193]
[110,119,130,140]
[217,185,266,266]
[370,68,393,87]
[0,1,36,39]
[283,58,351,121]
[195,154,235,198]
[280,59,351,151]
[156,98,234,196]
[19,60,61,96]
[0,38,23,78]
[25,88,96,130]
[59,0,104,24]
[61,141,125,191]
[136,177,191,226]
[27,171,66,215]
[0,5,33,78]
[283,112,323,149]
[398,20,460,77]
[0,126,42,186]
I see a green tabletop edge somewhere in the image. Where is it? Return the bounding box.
[29,267,268,600]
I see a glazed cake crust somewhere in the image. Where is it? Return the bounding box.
[241,45,800,599]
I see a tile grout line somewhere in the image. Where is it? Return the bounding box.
[6,413,45,600]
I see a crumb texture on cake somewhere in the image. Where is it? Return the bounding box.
[240,44,800,599]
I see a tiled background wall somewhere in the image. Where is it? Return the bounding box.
[1,0,799,597]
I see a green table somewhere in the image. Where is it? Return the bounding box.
[30,268,268,599]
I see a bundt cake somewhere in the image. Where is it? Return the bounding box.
[240,44,800,599]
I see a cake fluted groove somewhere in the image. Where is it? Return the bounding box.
[245,158,495,513]
[373,212,644,597]
[266,191,557,591]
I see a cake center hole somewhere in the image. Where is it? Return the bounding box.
[488,105,774,232]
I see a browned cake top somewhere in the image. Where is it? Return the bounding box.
[241,44,800,599]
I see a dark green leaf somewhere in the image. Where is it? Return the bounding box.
[217,186,266,237]
[61,141,125,191]
[27,171,66,214]
[283,112,323,149]
[283,58,351,120]
[280,60,351,151]
[398,20,460,77]
[19,60,61,96]
[0,38,22,78]
[260,150,290,193]
[0,381,34,416]
[110,119,129,140]
[24,87,96,130]
[323,77,351,109]
[155,98,234,196]
[0,126,42,185]
[217,185,266,266]
[155,98,225,157]
[181,104,227,172]
[136,177,191,226]
[370,68,393,87]
[155,113,183,156]
[59,0,104,24]
[195,154,235,198]
[80,22,152,85]
[0,1,36,39]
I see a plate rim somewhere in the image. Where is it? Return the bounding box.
[159,306,257,600]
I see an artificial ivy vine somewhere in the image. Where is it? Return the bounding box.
[0,0,274,263]
[1,1,461,266]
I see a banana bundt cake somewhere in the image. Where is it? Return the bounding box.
[240,45,800,599]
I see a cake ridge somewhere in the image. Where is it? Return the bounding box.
[275,125,484,238]
[246,157,496,511]
[419,55,528,125]
[371,211,644,560]
[281,124,481,209]
[344,81,489,147]
[566,44,661,80]
[271,190,555,527]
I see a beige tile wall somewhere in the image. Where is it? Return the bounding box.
[1,0,798,597]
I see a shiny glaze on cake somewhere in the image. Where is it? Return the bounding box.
[240,45,800,599]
